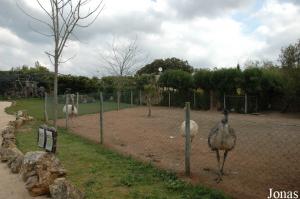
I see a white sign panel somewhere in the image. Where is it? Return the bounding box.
[45,130,54,152]
[38,128,45,148]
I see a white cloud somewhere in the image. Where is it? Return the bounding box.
[1,0,300,76]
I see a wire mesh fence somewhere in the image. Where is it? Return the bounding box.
[44,91,300,198]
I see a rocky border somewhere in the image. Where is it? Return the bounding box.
[0,110,84,198]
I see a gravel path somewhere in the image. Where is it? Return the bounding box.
[0,101,46,199]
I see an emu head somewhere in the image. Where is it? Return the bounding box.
[222,109,229,124]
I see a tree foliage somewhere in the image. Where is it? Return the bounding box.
[137,57,193,75]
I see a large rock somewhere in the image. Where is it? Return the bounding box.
[8,153,24,173]
[21,151,67,196]
[0,147,22,162]
[49,178,84,199]
[1,126,16,148]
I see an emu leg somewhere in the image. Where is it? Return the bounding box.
[215,150,222,183]
[221,150,228,175]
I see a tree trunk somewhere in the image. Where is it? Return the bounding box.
[53,58,58,128]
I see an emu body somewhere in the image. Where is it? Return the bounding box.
[180,120,199,143]
[208,110,236,182]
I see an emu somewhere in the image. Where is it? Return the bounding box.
[208,110,236,183]
[180,120,199,143]
[63,94,78,118]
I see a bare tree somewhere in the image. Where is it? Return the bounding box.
[19,0,104,127]
[100,37,147,110]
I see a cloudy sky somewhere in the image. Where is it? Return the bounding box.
[0,0,300,77]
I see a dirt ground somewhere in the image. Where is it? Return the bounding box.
[58,106,300,199]
[0,102,46,199]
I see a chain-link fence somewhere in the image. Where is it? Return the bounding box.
[44,91,300,199]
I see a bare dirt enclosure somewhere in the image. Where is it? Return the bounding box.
[58,106,300,199]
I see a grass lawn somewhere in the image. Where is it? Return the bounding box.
[6,98,133,120]
[6,99,230,199]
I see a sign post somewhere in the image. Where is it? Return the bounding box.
[38,125,57,153]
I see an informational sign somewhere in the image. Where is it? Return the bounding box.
[37,125,57,153]
[38,127,46,148]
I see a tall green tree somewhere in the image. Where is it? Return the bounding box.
[137,57,193,75]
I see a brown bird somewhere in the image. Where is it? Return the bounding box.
[208,109,236,183]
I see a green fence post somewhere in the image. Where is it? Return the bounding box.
[44,92,48,122]
[185,102,191,177]
[65,94,69,129]
[100,92,104,144]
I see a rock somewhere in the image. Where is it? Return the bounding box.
[49,178,84,199]
[8,154,24,173]
[14,119,24,129]
[1,126,16,148]
[21,151,67,196]
[16,110,28,119]
[0,147,23,162]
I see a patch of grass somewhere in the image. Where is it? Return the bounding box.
[11,99,230,199]
[16,121,230,199]
[5,98,133,120]
[6,98,44,120]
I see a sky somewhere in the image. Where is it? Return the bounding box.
[0,0,300,77]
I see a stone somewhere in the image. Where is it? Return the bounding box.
[8,154,24,173]
[1,126,16,148]
[21,151,67,196]
[0,147,23,163]
[49,178,84,199]
[14,119,24,129]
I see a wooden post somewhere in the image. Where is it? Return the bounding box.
[245,93,248,114]
[76,92,79,115]
[130,90,133,106]
[44,92,48,122]
[168,91,171,108]
[65,94,69,129]
[185,102,191,177]
[100,92,104,144]
[223,93,226,110]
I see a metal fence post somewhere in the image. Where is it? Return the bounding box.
[245,93,248,114]
[168,91,171,108]
[256,96,258,112]
[224,93,226,110]
[139,90,142,105]
[76,92,79,115]
[130,90,133,106]
[65,94,69,129]
[193,91,196,109]
[100,92,104,144]
[44,92,48,122]
[185,102,191,177]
